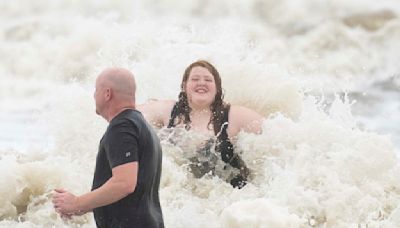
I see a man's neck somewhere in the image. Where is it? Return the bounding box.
[106,104,135,122]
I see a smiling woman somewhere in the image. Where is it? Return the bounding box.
[137,60,264,188]
[184,66,217,111]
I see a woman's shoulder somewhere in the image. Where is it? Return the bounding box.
[228,104,264,134]
[228,104,258,115]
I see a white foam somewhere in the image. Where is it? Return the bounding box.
[1,0,400,227]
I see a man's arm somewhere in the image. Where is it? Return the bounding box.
[53,162,138,215]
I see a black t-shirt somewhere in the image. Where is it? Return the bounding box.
[92,109,164,228]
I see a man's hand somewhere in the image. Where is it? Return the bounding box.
[52,189,84,218]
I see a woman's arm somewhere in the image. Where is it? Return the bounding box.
[228,105,264,137]
[136,99,176,128]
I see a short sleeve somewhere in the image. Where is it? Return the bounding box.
[105,123,139,168]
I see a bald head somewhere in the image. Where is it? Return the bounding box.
[94,67,137,121]
[97,67,136,100]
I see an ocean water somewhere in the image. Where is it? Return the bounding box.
[0,0,400,227]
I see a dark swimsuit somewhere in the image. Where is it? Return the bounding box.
[167,103,249,188]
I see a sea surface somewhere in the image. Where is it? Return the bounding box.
[0,0,399,227]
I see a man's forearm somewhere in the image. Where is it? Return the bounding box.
[76,177,134,213]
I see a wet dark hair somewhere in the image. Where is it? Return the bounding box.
[176,60,226,135]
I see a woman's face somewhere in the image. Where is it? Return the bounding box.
[185,66,217,109]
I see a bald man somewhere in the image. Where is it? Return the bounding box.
[52,68,164,228]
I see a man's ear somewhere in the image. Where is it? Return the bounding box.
[105,88,112,101]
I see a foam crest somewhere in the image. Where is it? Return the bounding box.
[221,199,301,227]
[235,97,399,226]
[1,0,400,227]
[0,151,94,227]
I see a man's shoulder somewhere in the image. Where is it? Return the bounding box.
[108,113,140,133]
[111,110,143,124]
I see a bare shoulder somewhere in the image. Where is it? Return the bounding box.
[228,105,264,135]
[138,99,176,109]
[229,105,263,119]
[137,99,176,127]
